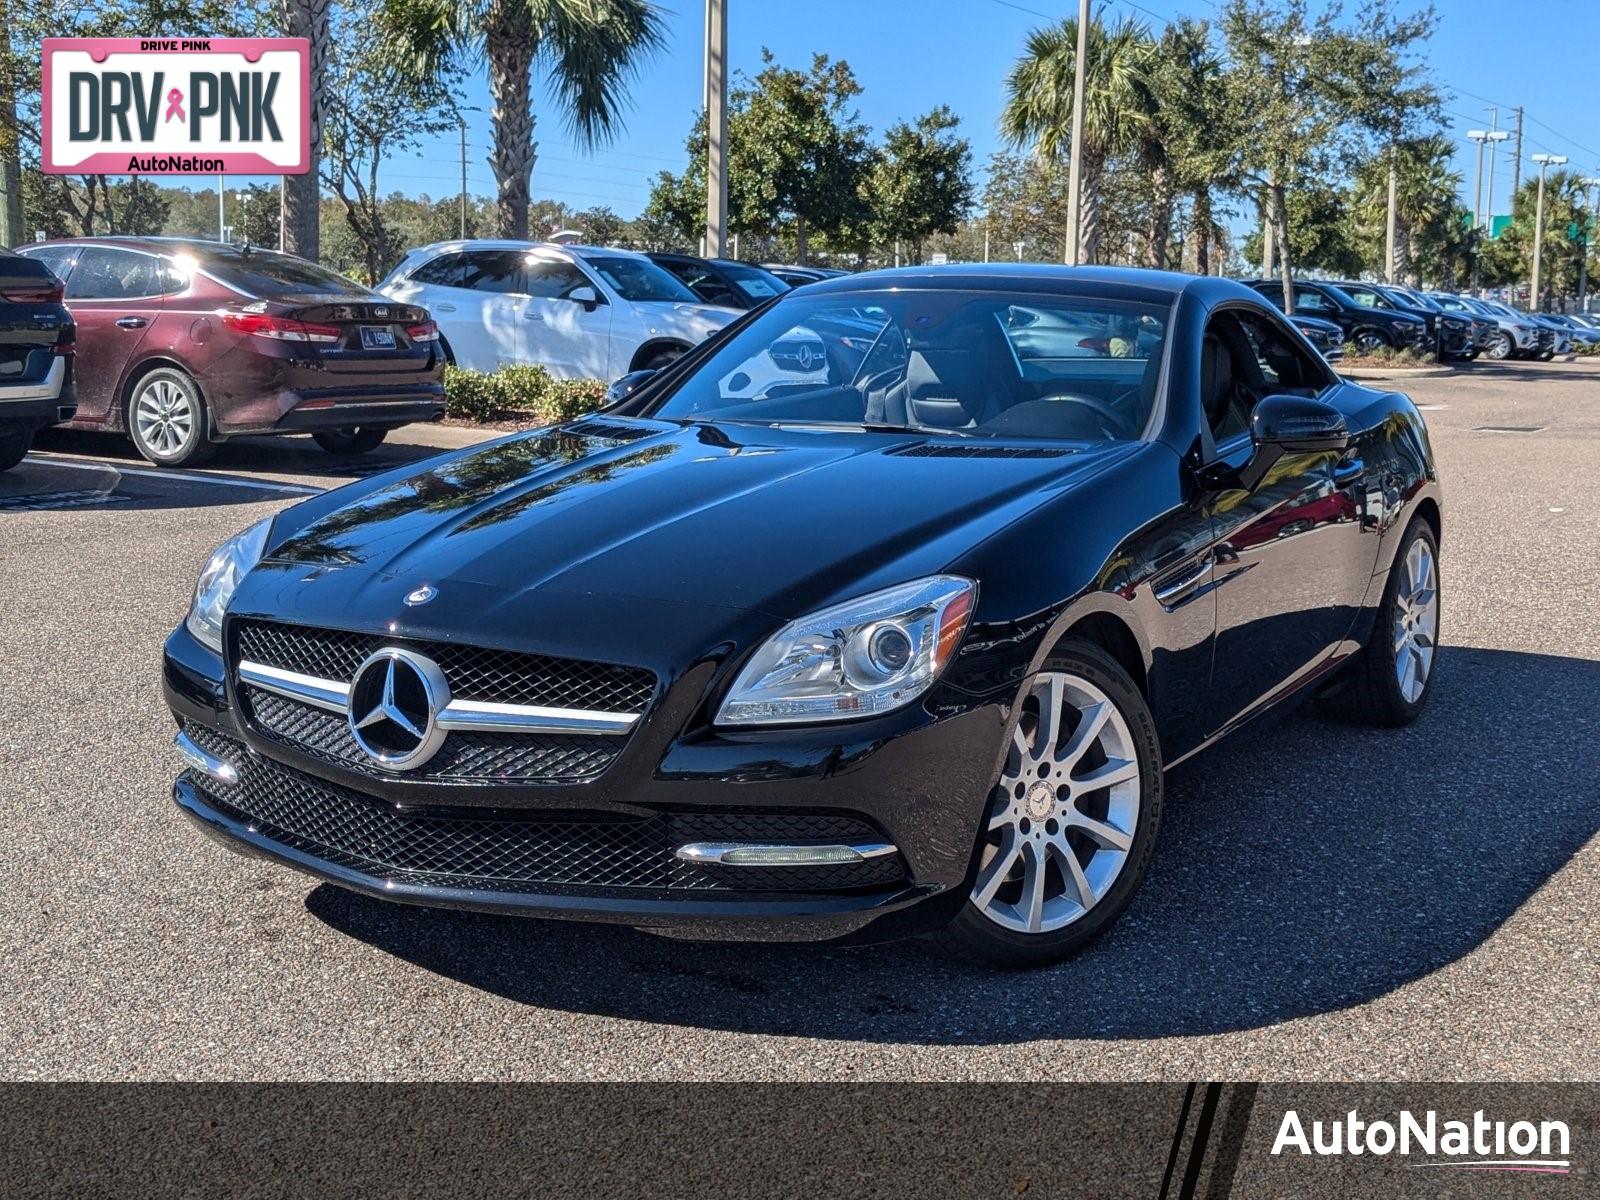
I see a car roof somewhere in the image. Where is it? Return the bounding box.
[406,238,647,262]
[802,263,1254,307]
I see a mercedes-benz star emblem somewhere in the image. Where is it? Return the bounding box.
[404,584,437,606]
[346,648,451,771]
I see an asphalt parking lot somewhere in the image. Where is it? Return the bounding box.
[2,362,1596,1082]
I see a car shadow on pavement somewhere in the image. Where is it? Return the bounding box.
[306,646,1599,1044]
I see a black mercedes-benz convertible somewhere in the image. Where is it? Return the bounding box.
[163,266,1441,967]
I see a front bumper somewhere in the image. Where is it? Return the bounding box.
[162,623,1004,943]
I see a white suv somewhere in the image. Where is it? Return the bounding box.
[378,241,739,380]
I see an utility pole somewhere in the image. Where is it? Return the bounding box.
[1467,130,1490,229]
[1530,153,1566,310]
[702,0,728,260]
[217,173,225,242]
[1062,0,1090,265]
[1511,107,1524,198]
[459,119,468,239]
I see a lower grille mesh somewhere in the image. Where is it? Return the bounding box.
[181,723,905,895]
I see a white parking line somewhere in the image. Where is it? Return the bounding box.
[24,454,325,496]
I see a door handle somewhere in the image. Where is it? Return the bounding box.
[1333,456,1365,485]
[523,312,544,321]
[116,316,148,329]
[433,303,456,313]
[1153,554,1214,607]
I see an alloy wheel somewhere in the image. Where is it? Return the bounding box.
[1392,537,1439,703]
[972,672,1141,934]
[1354,331,1387,355]
[1488,332,1513,360]
[134,377,196,457]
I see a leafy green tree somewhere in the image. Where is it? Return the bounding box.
[1240,179,1363,276]
[1001,11,1155,263]
[232,182,281,247]
[572,204,628,246]
[322,0,463,281]
[1221,0,1374,309]
[1486,171,1590,306]
[387,0,663,239]
[866,106,973,264]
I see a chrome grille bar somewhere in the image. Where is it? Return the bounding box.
[237,658,640,736]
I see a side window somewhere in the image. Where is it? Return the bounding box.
[1235,312,1331,395]
[23,245,78,281]
[1291,287,1332,314]
[410,253,465,287]
[457,250,527,294]
[155,260,190,295]
[524,258,592,300]
[63,247,158,300]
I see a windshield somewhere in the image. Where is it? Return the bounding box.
[1333,284,1393,310]
[586,255,700,303]
[643,290,1171,444]
[201,247,370,298]
[718,261,788,301]
[1391,287,1440,312]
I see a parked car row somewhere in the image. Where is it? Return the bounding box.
[5,236,1592,472]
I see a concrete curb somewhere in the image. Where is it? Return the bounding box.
[1339,364,1457,381]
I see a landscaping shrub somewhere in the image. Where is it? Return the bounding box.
[443,364,610,424]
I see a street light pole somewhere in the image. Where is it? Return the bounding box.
[1062,0,1090,265]
[1530,153,1566,311]
[1467,130,1490,229]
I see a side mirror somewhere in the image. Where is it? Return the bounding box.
[569,285,600,310]
[1238,394,1350,491]
[605,368,659,405]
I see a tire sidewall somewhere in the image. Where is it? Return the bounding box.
[1377,520,1442,721]
[127,367,209,466]
[0,428,32,472]
[942,640,1164,967]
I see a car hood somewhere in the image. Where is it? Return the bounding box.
[629,301,739,340]
[265,418,1129,621]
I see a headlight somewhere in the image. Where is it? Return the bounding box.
[715,575,976,726]
[186,518,271,653]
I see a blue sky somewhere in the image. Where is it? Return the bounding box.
[254,0,1600,222]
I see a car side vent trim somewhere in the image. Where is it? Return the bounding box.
[567,419,661,442]
[886,443,1078,459]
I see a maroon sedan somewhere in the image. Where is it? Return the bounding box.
[12,238,444,466]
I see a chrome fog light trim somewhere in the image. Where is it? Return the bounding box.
[674,841,897,867]
[174,730,239,785]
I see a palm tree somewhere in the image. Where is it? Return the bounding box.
[1354,136,1461,284]
[390,0,664,239]
[1001,11,1154,264]
[1148,18,1237,274]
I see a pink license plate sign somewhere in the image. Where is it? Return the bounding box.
[42,38,310,175]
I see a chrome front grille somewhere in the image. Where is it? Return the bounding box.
[230,618,656,784]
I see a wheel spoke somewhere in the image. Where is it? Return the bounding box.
[1011,721,1032,765]
[1037,674,1068,753]
[1071,756,1138,793]
[1058,699,1111,768]
[1070,812,1133,852]
[972,828,1020,910]
[1398,649,1417,699]
[1021,842,1047,932]
[1051,837,1095,908]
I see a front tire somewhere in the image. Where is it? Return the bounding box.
[938,641,1163,968]
[127,367,215,467]
[1487,331,1513,360]
[1322,517,1440,727]
[313,426,388,455]
[0,428,32,472]
[1352,328,1392,355]
[640,345,687,371]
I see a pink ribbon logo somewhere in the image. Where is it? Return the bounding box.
[164,88,185,123]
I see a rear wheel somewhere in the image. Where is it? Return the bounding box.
[1352,328,1391,355]
[938,641,1163,968]
[128,367,215,467]
[1321,517,1440,727]
[313,426,389,455]
[0,428,32,472]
